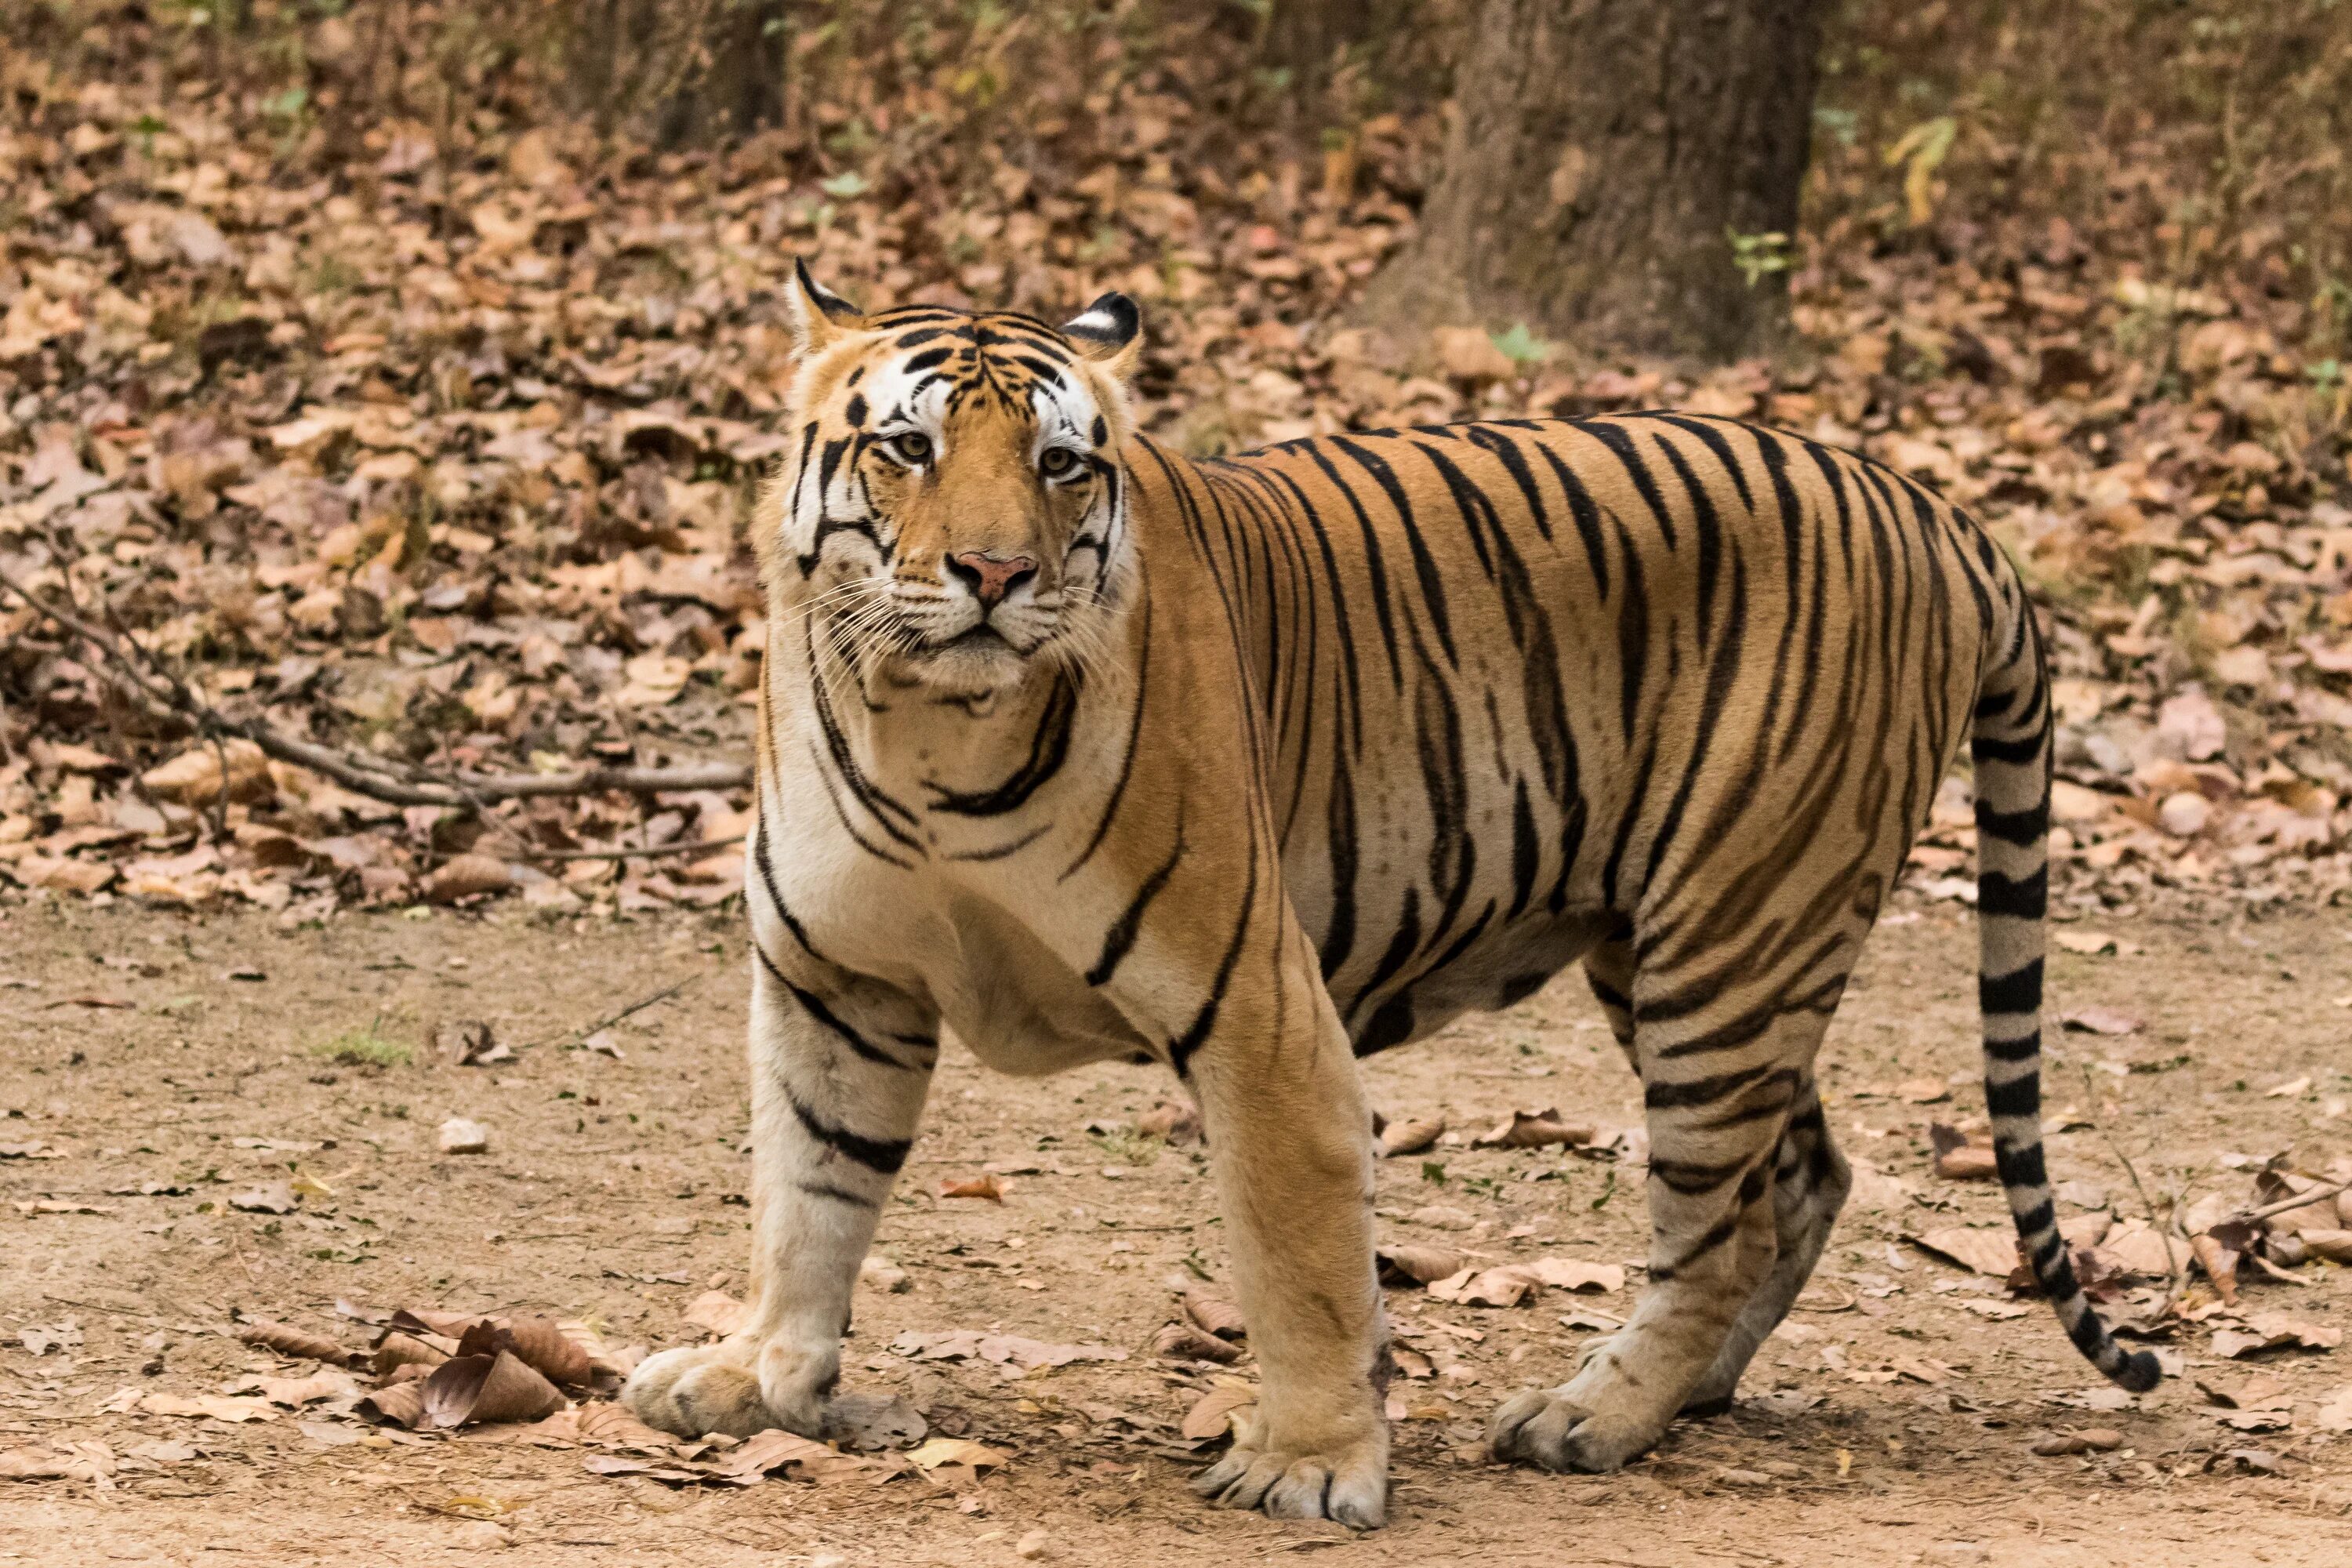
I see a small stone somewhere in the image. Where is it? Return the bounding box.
[2157,789,2210,837]
[1716,1467,1772,1486]
[1924,1545,1988,1566]
[451,1521,511,1551]
[860,1255,911,1293]
[437,1117,490,1155]
[1014,1529,1054,1560]
[811,1556,848,1568]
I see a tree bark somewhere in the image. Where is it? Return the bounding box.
[1259,0,1355,111]
[1361,0,1824,361]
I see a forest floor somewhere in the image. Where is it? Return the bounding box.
[2,891,2349,1567]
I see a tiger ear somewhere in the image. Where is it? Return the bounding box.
[786,257,866,356]
[1062,292,1142,379]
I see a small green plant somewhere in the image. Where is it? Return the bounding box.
[1087,1127,1160,1167]
[1727,228,1794,289]
[1420,1160,1447,1185]
[311,1022,408,1069]
[1489,321,1554,369]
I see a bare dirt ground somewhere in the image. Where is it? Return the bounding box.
[3,890,2349,1567]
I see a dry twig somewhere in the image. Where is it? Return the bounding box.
[0,565,750,808]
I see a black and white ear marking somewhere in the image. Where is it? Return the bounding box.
[1062,292,1142,373]
[786,256,867,355]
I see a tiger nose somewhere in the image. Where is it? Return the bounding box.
[946,551,1038,608]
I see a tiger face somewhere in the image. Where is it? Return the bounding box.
[768,262,1144,697]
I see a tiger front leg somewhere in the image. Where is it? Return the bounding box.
[1181,972,1388,1528]
[624,955,936,1439]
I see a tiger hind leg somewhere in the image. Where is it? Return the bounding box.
[1677,1079,1850,1416]
[1492,999,1837,1472]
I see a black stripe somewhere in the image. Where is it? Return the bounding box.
[788,1093,910,1175]
[1060,592,1152,880]
[1168,845,1260,1077]
[1970,731,2042,766]
[924,670,1080,815]
[752,818,831,966]
[1318,745,1359,982]
[1977,865,2048,919]
[1508,778,1538,919]
[1976,796,2049,844]
[1978,958,2043,1014]
[796,1179,874,1206]
[1984,1069,2040,1120]
[1330,436,1457,667]
[1087,820,1185,987]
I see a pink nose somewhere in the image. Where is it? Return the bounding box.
[947,551,1038,608]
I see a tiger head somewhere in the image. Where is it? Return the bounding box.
[764,260,1144,697]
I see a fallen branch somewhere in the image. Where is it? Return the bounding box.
[511,835,746,863]
[528,978,697,1052]
[0,566,751,808]
[2237,1174,2352,1228]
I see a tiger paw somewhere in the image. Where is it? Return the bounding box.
[1189,1426,1388,1529]
[621,1339,829,1440]
[1487,1385,1663,1473]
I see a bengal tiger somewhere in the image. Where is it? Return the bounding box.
[621,262,2159,1526]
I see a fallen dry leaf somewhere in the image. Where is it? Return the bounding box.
[122,1392,276,1423]
[1473,1107,1594,1149]
[823,1390,927,1451]
[373,1330,456,1377]
[236,1319,361,1367]
[423,854,514,904]
[500,1316,593,1387]
[1911,1226,2023,1277]
[2059,1006,2143,1036]
[2212,1312,2343,1360]
[1428,1266,1533,1308]
[1514,1258,1626,1294]
[937,1173,1005,1203]
[1181,1291,1246,1341]
[705,1427,877,1486]
[683,1290,750,1339]
[421,1348,566,1428]
[1179,1384,1257,1440]
[889,1330,1126,1370]
[2052,930,2120,956]
[1379,1116,1446,1157]
[239,1370,358,1407]
[227,1181,300,1214]
[2190,1231,2241,1305]
[1149,1321,1241,1363]
[438,1019,511,1066]
[906,1436,1013,1473]
[2031,1428,2125,1456]
[1376,1243,1468,1285]
[1929,1123,1999,1181]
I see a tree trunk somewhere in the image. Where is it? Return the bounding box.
[569,0,789,146]
[1362,0,1824,361]
[1259,0,1354,112]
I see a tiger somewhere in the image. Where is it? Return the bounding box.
[620,261,2159,1528]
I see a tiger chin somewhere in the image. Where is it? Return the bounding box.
[621,261,2159,1528]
